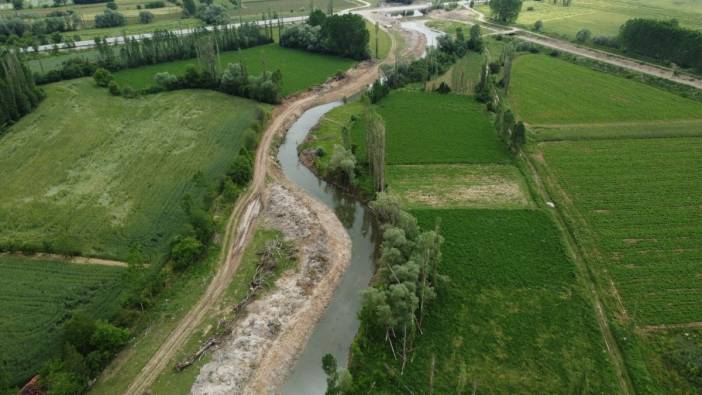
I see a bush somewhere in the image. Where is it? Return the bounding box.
[106,1,117,9]
[138,10,154,23]
[197,4,228,25]
[488,61,501,74]
[94,9,125,28]
[575,28,591,43]
[665,336,702,387]
[108,80,121,95]
[144,0,165,7]
[593,35,619,48]
[533,19,543,31]
[154,71,178,89]
[121,85,137,98]
[93,67,113,87]
[170,235,205,270]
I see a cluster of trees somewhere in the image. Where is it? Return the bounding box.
[619,18,702,72]
[371,28,482,101]
[489,0,523,23]
[280,12,369,60]
[360,193,444,373]
[1,51,43,130]
[94,9,126,28]
[39,315,130,394]
[0,12,81,45]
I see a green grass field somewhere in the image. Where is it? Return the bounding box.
[540,137,702,325]
[351,209,619,393]
[0,78,260,260]
[112,43,355,95]
[376,90,511,164]
[0,256,124,385]
[477,0,702,39]
[510,55,702,126]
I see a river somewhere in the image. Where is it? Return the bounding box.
[278,102,377,394]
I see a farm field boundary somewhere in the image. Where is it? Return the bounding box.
[0,252,127,267]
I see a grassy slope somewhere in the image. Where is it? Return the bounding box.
[351,209,619,394]
[510,55,702,125]
[0,78,259,260]
[540,137,702,326]
[0,256,124,385]
[478,0,702,38]
[377,89,511,164]
[112,43,356,95]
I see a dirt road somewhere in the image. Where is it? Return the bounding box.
[432,8,702,90]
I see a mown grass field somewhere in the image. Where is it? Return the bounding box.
[477,0,702,39]
[540,137,702,325]
[510,55,702,126]
[387,164,532,209]
[112,43,355,95]
[351,209,619,393]
[376,90,511,164]
[0,256,124,385]
[0,78,260,260]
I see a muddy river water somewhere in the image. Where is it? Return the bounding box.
[278,102,377,394]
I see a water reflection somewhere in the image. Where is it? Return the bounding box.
[279,102,377,395]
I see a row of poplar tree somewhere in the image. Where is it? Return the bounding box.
[0,50,43,130]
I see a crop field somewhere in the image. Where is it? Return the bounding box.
[0,78,260,260]
[351,209,619,393]
[0,255,124,384]
[510,55,702,126]
[477,0,702,39]
[539,137,702,325]
[376,90,511,164]
[112,43,355,95]
[386,164,532,209]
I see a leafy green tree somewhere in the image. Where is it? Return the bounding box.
[228,153,253,185]
[11,0,23,10]
[94,10,126,28]
[198,4,228,25]
[90,320,130,356]
[489,0,523,23]
[512,121,526,148]
[182,0,196,15]
[575,28,591,43]
[534,19,543,31]
[468,24,483,51]
[106,1,117,10]
[92,67,113,87]
[63,314,97,355]
[364,106,385,192]
[329,144,356,183]
[320,14,370,60]
[308,9,326,26]
[170,235,205,270]
[322,354,340,394]
[107,80,121,95]
[138,10,154,23]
